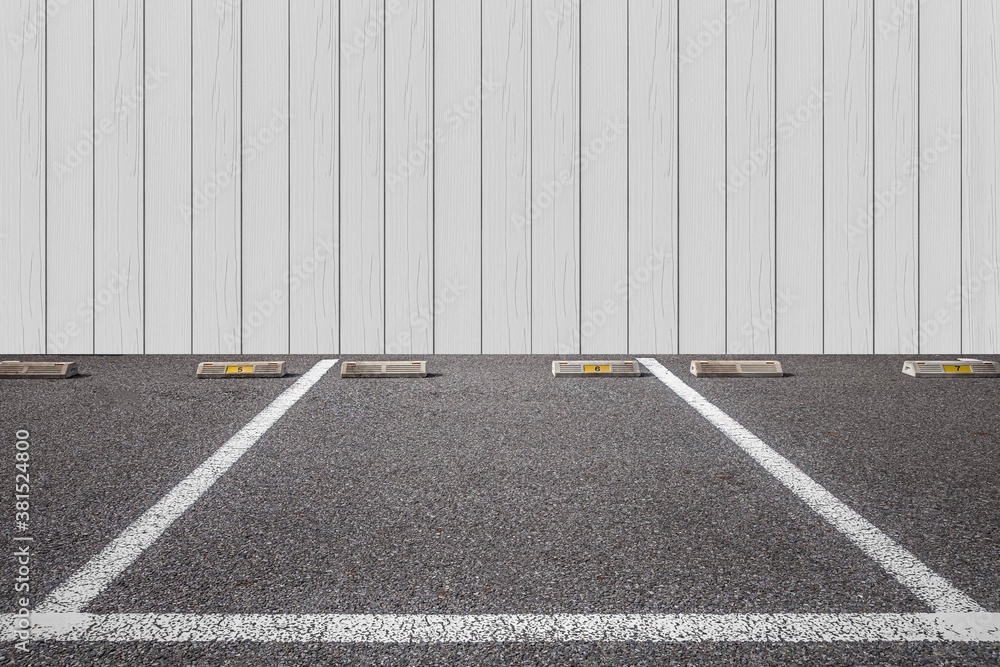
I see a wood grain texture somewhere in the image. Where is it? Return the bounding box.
[581,0,627,354]
[145,0,191,354]
[775,0,823,354]
[46,0,93,354]
[0,0,45,353]
[242,0,289,354]
[874,0,918,354]
[628,0,678,355]
[678,0,726,354]
[962,0,1000,354]
[727,0,775,354]
[94,0,144,354]
[386,0,433,354]
[340,0,384,353]
[482,0,531,354]
[290,0,339,354]
[192,0,241,354]
[824,0,874,354]
[532,0,580,354]
[435,0,482,354]
[918,0,961,354]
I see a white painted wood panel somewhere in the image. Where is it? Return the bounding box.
[678,0,726,354]
[0,0,45,353]
[917,0,961,354]
[775,0,824,354]
[145,0,192,354]
[532,0,580,354]
[94,0,144,354]
[824,0,874,354]
[962,1,1000,354]
[242,0,289,354]
[386,0,433,355]
[482,0,531,354]
[46,0,93,354]
[628,0,678,355]
[581,0,627,354]
[435,0,482,354]
[290,0,339,354]
[727,0,775,355]
[874,0,918,354]
[191,0,241,354]
[340,0,384,353]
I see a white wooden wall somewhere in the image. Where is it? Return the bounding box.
[2,0,998,355]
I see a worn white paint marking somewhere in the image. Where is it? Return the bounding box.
[637,358,985,614]
[4,612,1000,643]
[34,360,340,615]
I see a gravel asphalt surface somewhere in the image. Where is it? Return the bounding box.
[1,354,998,665]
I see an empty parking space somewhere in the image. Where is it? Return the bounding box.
[0,356,313,605]
[655,355,1000,612]
[80,357,917,616]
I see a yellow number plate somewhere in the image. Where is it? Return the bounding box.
[226,365,255,375]
[584,364,611,374]
[942,365,972,374]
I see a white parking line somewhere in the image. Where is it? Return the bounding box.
[6,612,1000,643]
[34,359,340,615]
[637,358,985,614]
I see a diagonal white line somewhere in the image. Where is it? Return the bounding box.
[34,359,340,615]
[5,612,1000,643]
[637,358,985,614]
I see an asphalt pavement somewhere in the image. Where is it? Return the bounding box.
[1,355,998,665]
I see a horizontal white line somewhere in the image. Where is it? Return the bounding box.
[34,359,340,615]
[5,612,1000,643]
[637,358,984,614]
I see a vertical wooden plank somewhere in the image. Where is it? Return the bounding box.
[435,0,482,353]
[918,0,961,354]
[727,0,775,354]
[628,0,678,355]
[192,0,241,353]
[242,0,290,353]
[290,0,339,354]
[532,0,579,354]
[386,0,433,355]
[775,0,824,353]
[874,0,918,353]
[482,0,531,354]
[581,0,627,353]
[340,0,384,353]
[46,0,93,354]
[962,1,1000,353]
[0,0,45,353]
[145,0,192,354]
[94,0,144,354]
[678,0,726,354]
[824,0,874,353]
